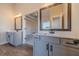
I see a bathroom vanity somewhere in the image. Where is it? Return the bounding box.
[32,3,76,56]
[33,35,79,56]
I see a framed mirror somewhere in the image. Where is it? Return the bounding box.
[40,3,71,31]
[14,16,22,31]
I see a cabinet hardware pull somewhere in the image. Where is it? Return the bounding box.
[66,42,75,45]
[46,43,49,50]
[50,45,53,52]
[8,35,10,38]
[46,43,49,56]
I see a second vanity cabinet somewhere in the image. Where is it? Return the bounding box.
[7,31,23,46]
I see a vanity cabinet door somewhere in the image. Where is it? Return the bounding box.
[33,39,40,56]
[61,46,79,56]
[53,44,65,56]
[14,31,23,46]
[49,43,53,56]
[33,37,49,56]
[38,40,49,56]
[7,32,23,46]
[7,32,14,45]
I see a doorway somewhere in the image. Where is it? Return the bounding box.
[23,11,38,45]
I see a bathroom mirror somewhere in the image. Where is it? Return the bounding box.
[40,3,71,31]
[14,16,22,31]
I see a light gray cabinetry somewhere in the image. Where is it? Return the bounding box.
[53,45,79,56]
[48,37,63,56]
[34,36,79,56]
[49,42,53,56]
[33,36,49,56]
[7,32,23,46]
[53,44,65,56]
[33,38,40,56]
[38,39,49,56]
[7,32,14,45]
[33,36,68,56]
[62,46,79,56]
[33,36,61,56]
[41,36,62,56]
[60,39,79,56]
[14,32,23,46]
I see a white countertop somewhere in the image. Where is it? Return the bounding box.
[33,33,79,40]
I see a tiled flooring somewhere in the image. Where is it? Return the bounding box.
[0,44,33,56]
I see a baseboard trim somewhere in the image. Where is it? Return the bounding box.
[0,42,8,45]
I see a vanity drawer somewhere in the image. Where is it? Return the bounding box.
[61,39,74,45]
[40,36,60,45]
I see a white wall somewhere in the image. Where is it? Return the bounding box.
[0,4,15,32]
[0,4,15,45]
[15,3,44,15]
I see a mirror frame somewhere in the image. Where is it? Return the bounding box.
[40,3,71,31]
[14,16,22,31]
